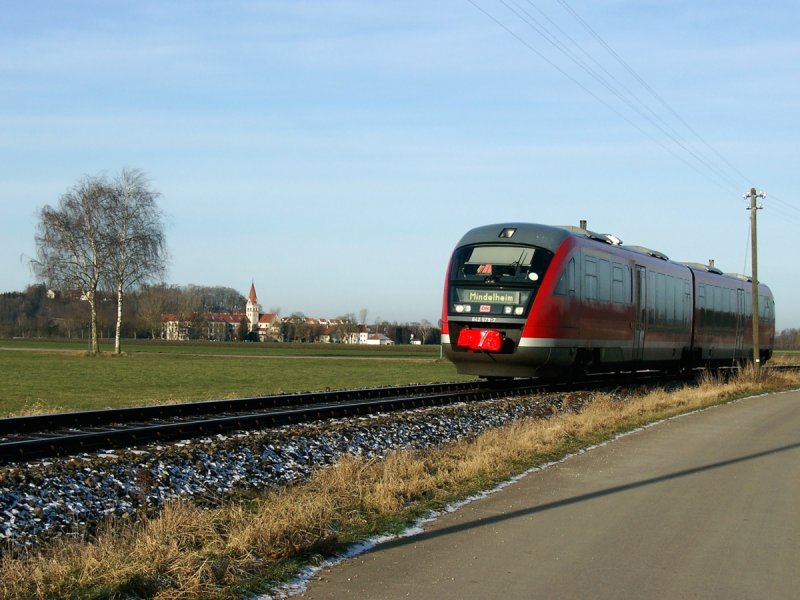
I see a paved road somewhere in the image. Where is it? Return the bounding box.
[300,390,800,599]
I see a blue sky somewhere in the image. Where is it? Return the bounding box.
[2,1,799,328]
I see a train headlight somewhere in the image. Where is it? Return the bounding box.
[454,304,472,313]
[503,306,512,315]
[514,306,525,315]
[455,304,465,313]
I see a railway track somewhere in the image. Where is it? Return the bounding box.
[0,379,552,465]
[3,365,793,466]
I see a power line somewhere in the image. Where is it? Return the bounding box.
[553,0,755,189]
[465,0,685,154]
[467,0,762,197]
[468,0,800,227]
[509,0,744,194]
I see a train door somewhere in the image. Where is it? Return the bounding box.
[633,265,647,361]
[734,288,745,360]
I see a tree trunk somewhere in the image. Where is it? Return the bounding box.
[88,288,99,355]
[115,283,124,354]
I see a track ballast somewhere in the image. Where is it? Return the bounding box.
[0,380,550,465]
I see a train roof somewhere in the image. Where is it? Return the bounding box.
[454,223,625,254]
[682,262,724,275]
[453,224,771,293]
[453,223,571,253]
[621,245,669,261]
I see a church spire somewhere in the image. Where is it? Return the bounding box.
[246,281,261,332]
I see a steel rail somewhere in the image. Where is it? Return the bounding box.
[0,381,493,436]
[3,365,793,465]
[0,380,546,464]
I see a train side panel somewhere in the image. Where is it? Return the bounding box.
[523,239,693,371]
[689,268,775,366]
[638,259,694,365]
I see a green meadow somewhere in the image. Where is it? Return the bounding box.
[0,340,469,417]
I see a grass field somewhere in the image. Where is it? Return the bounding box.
[1,340,796,417]
[0,337,441,358]
[0,339,468,417]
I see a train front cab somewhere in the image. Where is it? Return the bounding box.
[441,224,578,378]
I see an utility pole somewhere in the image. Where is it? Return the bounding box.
[746,187,766,373]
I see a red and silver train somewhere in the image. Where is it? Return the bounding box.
[441,222,775,378]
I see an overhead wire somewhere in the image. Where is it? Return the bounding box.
[466,0,741,195]
[764,192,800,221]
[552,0,755,190]
[505,0,742,195]
[468,0,798,211]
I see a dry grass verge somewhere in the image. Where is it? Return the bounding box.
[3,367,799,599]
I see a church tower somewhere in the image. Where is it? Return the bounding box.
[246,282,261,331]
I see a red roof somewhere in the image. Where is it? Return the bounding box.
[162,313,246,324]
[248,282,257,304]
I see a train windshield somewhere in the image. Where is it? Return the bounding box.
[451,244,553,284]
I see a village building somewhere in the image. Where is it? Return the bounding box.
[161,283,399,344]
[161,283,280,341]
[245,283,282,341]
[341,329,394,345]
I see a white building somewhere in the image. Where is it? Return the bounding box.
[162,282,279,341]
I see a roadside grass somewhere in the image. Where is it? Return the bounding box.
[2,366,798,599]
[772,350,800,365]
[0,349,465,417]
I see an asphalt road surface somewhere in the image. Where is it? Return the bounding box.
[299,389,800,599]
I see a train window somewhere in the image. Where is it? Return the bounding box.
[554,257,576,297]
[697,284,706,327]
[612,264,625,303]
[656,273,667,323]
[726,289,735,328]
[465,245,534,266]
[759,295,772,319]
[683,280,691,325]
[625,266,633,303]
[598,259,612,302]
[452,244,553,283]
[648,272,655,324]
[666,275,675,324]
[584,257,598,300]
[707,286,717,328]
[582,255,629,304]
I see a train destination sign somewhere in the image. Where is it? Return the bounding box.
[457,289,520,304]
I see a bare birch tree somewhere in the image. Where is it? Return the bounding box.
[33,169,167,355]
[106,169,167,354]
[32,176,114,354]
[413,319,433,344]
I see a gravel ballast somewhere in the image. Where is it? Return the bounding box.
[0,393,589,550]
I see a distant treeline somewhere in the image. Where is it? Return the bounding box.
[774,329,800,351]
[0,284,441,344]
[0,284,249,340]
